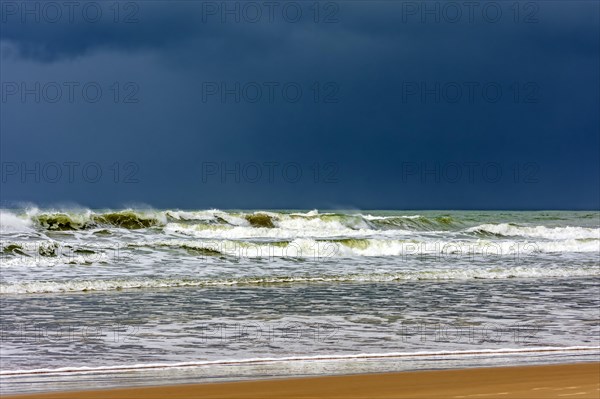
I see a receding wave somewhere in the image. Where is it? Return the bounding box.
[126,237,599,259]
[2,236,597,269]
[1,241,61,257]
[0,240,117,267]
[2,346,598,376]
[3,267,599,294]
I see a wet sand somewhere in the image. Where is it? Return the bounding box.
[6,362,599,399]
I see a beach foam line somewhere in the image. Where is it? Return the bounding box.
[3,267,600,294]
[2,346,598,377]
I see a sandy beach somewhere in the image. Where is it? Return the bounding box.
[6,362,599,399]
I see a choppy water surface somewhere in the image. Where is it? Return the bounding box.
[1,209,599,393]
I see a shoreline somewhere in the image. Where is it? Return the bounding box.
[5,362,599,399]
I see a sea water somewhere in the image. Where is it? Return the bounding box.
[1,209,598,393]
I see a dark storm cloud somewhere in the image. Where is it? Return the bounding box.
[1,4,197,60]
[2,2,596,62]
[0,1,598,209]
[1,2,323,61]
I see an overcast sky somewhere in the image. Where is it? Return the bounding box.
[1,1,598,209]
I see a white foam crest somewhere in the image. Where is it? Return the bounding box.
[362,214,422,220]
[289,209,321,217]
[218,212,251,226]
[25,207,95,220]
[468,224,600,240]
[164,209,222,221]
[0,210,33,232]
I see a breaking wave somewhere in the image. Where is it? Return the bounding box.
[3,209,598,241]
[1,209,462,233]
[1,209,598,278]
[33,210,164,231]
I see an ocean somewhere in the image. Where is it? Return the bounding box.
[0,209,598,394]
